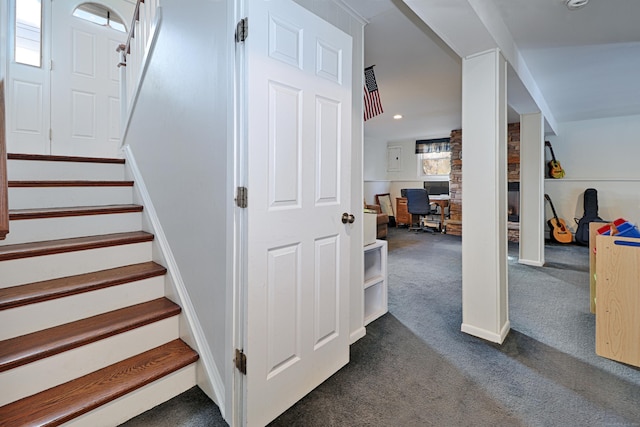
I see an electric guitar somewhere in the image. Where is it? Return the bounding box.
[545,141,565,179]
[544,194,572,243]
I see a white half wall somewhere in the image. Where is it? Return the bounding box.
[545,114,640,230]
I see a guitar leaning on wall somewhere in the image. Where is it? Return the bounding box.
[544,194,572,243]
[545,141,565,179]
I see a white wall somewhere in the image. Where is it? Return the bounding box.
[364,138,441,210]
[363,136,386,181]
[363,136,390,205]
[545,114,640,229]
[121,0,232,416]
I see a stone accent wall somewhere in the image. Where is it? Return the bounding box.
[445,123,521,241]
[507,123,521,242]
[445,129,462,236]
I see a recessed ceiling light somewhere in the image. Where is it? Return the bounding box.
[393,114,403,120]
[566,0,588,10]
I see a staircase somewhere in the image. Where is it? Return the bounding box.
[0,153,199,426]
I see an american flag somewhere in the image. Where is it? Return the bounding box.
[363,66,383,121]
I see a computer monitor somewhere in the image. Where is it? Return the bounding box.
[423,181,449,196]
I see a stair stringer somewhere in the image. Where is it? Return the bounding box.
[121,145,226,416]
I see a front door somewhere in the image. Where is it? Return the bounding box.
[5,0,129,157]
[50,0,127,157]
[243,1,353,425]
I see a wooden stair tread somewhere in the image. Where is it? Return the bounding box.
[8,180,134,187]
[0,339,198,427]
[8,153,126,164]
[9,204,143,220]
[0,231,154,261]
[0,298,180,372]
[0,262,166,310]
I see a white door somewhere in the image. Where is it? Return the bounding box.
[243,1,353,425]
[49,0,127,157]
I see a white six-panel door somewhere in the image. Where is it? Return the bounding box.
[50,0,127,157]
[244,1,353,425]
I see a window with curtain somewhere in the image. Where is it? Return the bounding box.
[416,138,451,179]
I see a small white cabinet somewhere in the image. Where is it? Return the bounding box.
[363,240,388,325]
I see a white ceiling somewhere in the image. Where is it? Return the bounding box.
[341,0,640,142]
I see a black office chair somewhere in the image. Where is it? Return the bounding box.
[404,188,439,232]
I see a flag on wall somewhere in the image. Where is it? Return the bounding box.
[363,66,383,121]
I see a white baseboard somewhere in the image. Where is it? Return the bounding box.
[518,258,544,267]
[461,320,511,344]
[122,145,226,414]
[349,326,366,344]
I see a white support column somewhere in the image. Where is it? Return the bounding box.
[461,48,510,344]
[518,112,545,267]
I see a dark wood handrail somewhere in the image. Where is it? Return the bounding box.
[1,80,8,240]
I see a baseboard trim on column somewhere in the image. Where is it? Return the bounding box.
[461,321,511,344]
[518,259,544,267]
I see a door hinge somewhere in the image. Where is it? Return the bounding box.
[236,186,248,208]
[49,60,53,71]
[235,348,247,375]
[235,17,248,43]
[49,129,52,141]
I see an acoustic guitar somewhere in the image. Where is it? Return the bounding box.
[544,194,572,243]
[545,141,565,179]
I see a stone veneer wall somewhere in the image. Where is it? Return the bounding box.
[446,123,521,241]
[446,130,463,236]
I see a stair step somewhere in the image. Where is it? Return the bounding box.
[0,339,198,427]
[9,204,143,220]
[8,185,134,210]
[8,155,126,182]
[0,262,166,310]
[0,298,180,373]
[0,231,154,262]
[7,153,125,164]
[8,180,134,187]
[1,207,143,247]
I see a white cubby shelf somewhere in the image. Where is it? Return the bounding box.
[363,240,388,325]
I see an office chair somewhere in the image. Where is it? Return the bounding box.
[404,188,439,232]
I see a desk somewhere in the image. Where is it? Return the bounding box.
[396,195,449,230]
[429,195,450,229]
[395,197,410,226]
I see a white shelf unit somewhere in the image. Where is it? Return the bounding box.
[363,240,388,325]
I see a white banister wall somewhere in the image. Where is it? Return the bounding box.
[118,0,162,130]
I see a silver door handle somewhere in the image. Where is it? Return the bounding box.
[342,213,355,224]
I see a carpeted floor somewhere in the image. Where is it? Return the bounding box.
[121,227,640,427]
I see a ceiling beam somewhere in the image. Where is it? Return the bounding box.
[404,0,558,134]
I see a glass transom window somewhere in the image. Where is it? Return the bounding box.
[72,3,126,32]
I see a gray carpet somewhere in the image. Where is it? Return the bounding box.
[121,227,640,426]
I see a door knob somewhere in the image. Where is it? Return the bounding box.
[342,213,356,224]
